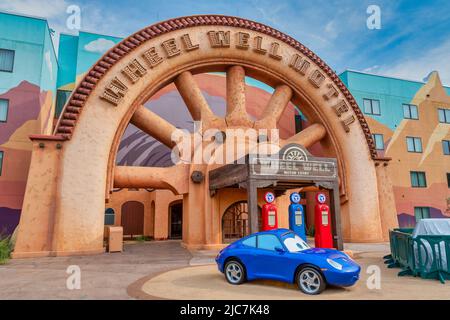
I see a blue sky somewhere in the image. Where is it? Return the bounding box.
[1,0,450,85]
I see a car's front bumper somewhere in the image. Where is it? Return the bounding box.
[215,256,224,273]
[324,268,360,287]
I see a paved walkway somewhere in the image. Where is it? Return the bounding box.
[1,240,448,299]
[0,240,191,299]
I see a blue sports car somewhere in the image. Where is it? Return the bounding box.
[215,229,360,295]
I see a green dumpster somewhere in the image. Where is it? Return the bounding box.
[384,220,450,284]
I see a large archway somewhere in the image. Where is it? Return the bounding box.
[13,15,397,257]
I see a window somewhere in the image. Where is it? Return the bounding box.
[403,104,418,119]
[104,208,115,225]
[257,234,282,251]
[282,233,310,252]
[0,151,3,176]
[55,90,72,118]
[443,140,450,155]
[242,236,256,247]
[410,171,427,188]
[406,137,423,153]
[363,98,381,115]
[294,114,303,133]
[438,108,450,123]
[372,134,384,150]
[0,99,8,122]
[414,207,430,222]
[447,173,450,188]
[0,49,14,72]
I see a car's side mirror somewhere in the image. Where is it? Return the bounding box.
[275,246,285,253]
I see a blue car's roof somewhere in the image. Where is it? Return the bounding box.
[240,228,293,239]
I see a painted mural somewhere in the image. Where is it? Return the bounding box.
[0,12,57,236]
[349,71,450,227]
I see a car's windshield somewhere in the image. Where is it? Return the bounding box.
[282,233,310,252]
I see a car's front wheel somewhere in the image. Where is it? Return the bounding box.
[224,260,246,285]
[297,266,326,295]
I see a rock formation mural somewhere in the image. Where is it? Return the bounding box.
[0,81,54,236]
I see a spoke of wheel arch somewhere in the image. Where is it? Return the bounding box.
[254,84,293,129]
[174,71,225,129]
[283,123,327,148]
[113,164,189,195]
[226,65,254,127]
[130,105,179,148]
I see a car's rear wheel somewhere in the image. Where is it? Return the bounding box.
[297,266,326,295]
[224,260,246,285]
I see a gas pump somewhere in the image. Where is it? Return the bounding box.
[261,192,278,231]
[314,193,333,248]
[288,192,306,241]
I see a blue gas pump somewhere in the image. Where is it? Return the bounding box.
[288,192,306,241]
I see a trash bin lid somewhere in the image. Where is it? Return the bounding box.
[412,218,450,237]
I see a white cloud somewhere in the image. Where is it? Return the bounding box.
[84,38,116,54]
[324,20,339,40]
[44,50,53,80]
[0,0,68,19]
[363,65,379,73]
[377,39,450,86]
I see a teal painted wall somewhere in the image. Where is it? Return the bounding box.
[339,70,450,130]
[75,32,122,79]
[0,12,47,93]
[56,34,78,89]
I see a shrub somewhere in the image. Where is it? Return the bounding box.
[0,235,11,265]
[135,235,150,242]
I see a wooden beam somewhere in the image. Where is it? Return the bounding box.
[226,66,253,127]
[247,179,259,234]
[130,105,178,148]
[283,123,326,148]
[174,71,225,129]
[255,84,293,129]
[329,182,343,250]
[113,165,189,194]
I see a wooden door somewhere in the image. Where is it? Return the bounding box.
[121,201,144,237]
[169,203,183,239]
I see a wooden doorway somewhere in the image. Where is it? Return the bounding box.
[169,202,182,239]
[222,201,262,243]
[121,201,144,238]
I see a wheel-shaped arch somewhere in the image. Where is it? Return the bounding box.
[13,15,398,257]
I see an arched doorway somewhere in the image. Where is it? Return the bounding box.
[121,201,144,238]
[169,202,183,239]
[13,15,398,257]
[222,201,261,243]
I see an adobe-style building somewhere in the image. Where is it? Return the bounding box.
[0,12,58,236]
[0,12,447,257]
[341,70,450,227]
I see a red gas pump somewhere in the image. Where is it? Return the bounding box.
[261,192,278,231]
[314,193,333,248]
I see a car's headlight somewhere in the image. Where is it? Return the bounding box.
[327,258,343,270]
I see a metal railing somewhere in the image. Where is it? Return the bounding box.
[385,228,450,283]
